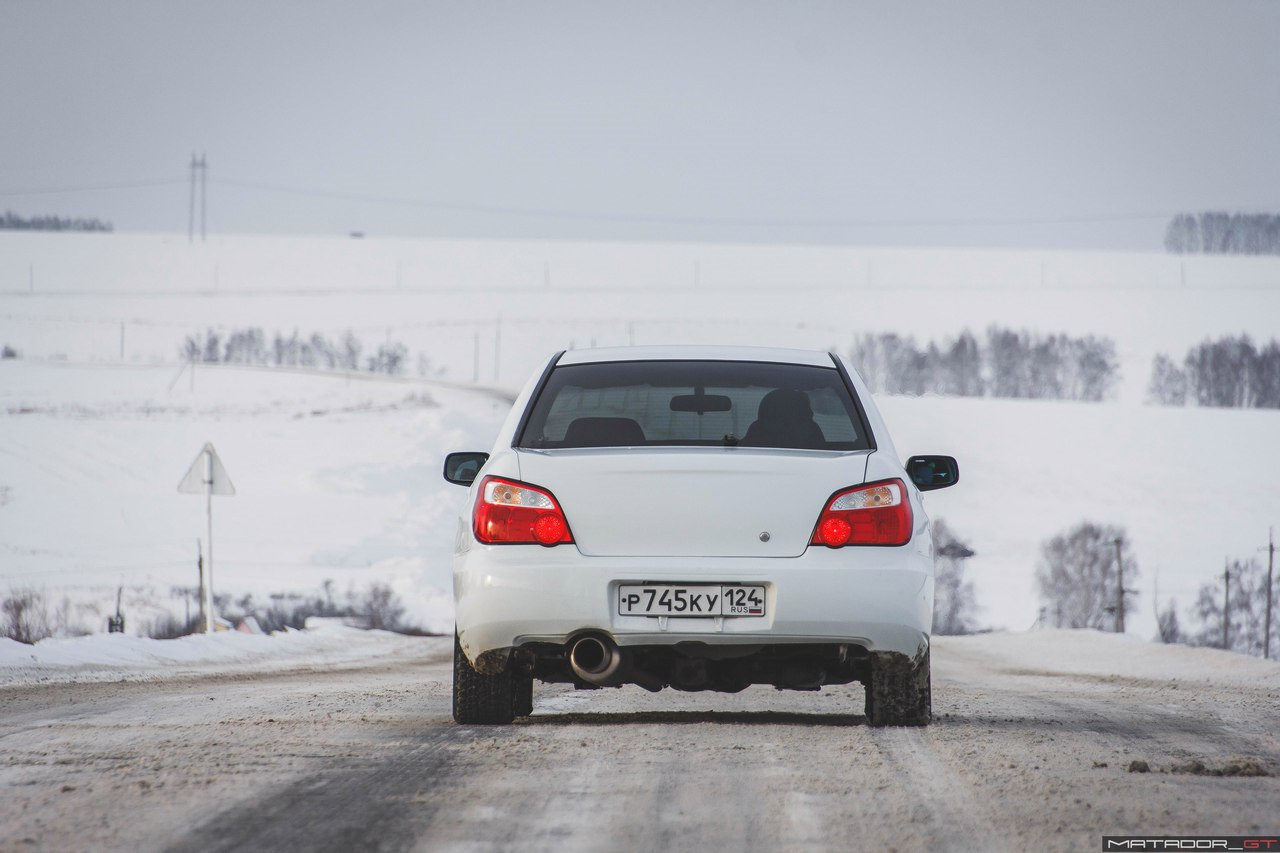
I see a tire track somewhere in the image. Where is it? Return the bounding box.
[870,727,1007,852]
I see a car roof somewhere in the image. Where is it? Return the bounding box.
[555,345,837,368]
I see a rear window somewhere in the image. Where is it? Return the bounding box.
[516,360,871,450]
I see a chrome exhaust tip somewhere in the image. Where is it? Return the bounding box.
[569,635,623,684]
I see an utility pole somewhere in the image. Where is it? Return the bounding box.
[188,154,196,243]
[188,153,207,243]
[1264,527,1275,660]
[1222,559,1231,651]
[493,315,501,384]
[1113,537,1126,634]
[200,153,207,242]
[196,539,205,631]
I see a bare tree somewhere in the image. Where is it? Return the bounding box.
[1185,558,1277,656]
[2,589,52,644]
[1036,522,1137,630]
[932,519,979,635]
[362,583,406,632]
[1155,599,1182,644]
[1147,354,1188,405]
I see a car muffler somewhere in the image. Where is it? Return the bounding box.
[568,634,662,692]
[569,635,623,684]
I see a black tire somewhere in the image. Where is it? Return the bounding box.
[865,648,931,727]
[512,671,534,718]
[453,633,515,725]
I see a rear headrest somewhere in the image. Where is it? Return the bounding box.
[757,388,814,422]
[562,417,646,447]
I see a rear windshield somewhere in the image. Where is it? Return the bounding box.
[516,360,871,450]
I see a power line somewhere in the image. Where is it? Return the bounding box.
[3,171,1278,232]
[0,178,184,197]
[209,176,1280,231]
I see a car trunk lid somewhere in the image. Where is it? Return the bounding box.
[516,447,870,558]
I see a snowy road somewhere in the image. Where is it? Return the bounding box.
[3,633,1278,852]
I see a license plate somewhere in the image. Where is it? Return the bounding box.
[617,584,766,617]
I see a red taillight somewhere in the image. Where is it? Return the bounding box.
[811,479,912,547]
[473,476,573,546]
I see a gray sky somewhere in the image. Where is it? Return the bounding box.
[2,0,1277,249]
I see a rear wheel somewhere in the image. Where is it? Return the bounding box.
[865,648,931,727]
[453,633,515,725]
[512,671,534,718]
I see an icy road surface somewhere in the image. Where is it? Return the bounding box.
[3,630,1278,853]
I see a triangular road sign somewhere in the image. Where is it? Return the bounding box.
[178,442,236,495]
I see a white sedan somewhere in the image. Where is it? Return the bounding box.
[443,346,957,726]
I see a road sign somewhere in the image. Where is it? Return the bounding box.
[178,443,235,632]
[178,443,236,495]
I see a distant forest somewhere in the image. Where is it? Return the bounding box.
[1149,334,1280,409]
[1164,212,1280,255]
[183,327,409,376]
[851,327,1119,402]
[1,210,113,232]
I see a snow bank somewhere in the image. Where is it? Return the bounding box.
[941,629,1280,689]
[0,622,446,687]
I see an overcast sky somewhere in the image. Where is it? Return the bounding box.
[2,0,1277,249]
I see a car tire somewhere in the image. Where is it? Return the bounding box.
[865,648,931,727]
[453,633,515,725]
[512,671,534,718]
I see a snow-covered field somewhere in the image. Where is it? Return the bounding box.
[2,231,1279,641]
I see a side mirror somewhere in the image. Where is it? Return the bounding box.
[906,455,959,491]
[443,451,489,486]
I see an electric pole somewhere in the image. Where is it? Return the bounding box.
[1264,527,1275,660]
[1222,559,1231,651]
[200,152,207,242]
[1114,537,1125,634]
[197,539,205,631]
[493,315,501,383]
[188,154,196,243]
[188,153,207,243]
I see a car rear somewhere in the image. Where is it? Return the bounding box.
[447,346,948,726]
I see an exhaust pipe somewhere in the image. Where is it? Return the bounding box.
[569,635,623,684]
[568,635,663,692]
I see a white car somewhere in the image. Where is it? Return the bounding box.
[443,346,957,726]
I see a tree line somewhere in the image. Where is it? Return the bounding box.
[153,580,414,638]
[182,327,408,375]
[2,580,420,644]
[851,327,1119,402]
[1148,335,1280,408]
[1037,521,1278,659]
[1165,212,1280,255]
[1,210,113,232]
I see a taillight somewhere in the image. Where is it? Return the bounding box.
[811,479,912,547]
[473,476,574,546]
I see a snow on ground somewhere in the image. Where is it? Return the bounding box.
[0,360,510,635]
[0,621,448,687]
[5,232,1280,404]
[2,231,1279,642]
[939,629,1280,689]
[5,621,1275,696]
[878,393,1280,633]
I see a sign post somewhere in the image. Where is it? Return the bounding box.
[178,443,235,633]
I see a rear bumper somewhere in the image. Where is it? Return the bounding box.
[454,544,933,663]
